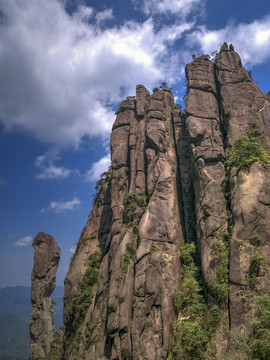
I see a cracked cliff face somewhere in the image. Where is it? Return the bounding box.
[215,43,270,337]
[31,44,270,360]
[63,85,184,360]
[30,232,60,360]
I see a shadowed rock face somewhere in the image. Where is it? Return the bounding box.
[34,44,270,360]
[30,232,60,360]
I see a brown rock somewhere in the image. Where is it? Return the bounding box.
[30,232,60,360]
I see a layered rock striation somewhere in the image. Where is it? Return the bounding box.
[30,232,61,359]
[31,44,270,360]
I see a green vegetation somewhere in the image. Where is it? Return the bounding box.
[250,294,270,359]
[93,170,110,204]
[45,345,64,360]
[153,87,159,92]
[65,252,101,358]
[123,192,147,226]
[248,246,265,290]
[208,241,229,308]
[150,242,160,253]
[95,171,110,192]
[227,123,270,171]
[159,81,168,89]
[123,235,137,273]
[224,109,231,117]
[113,173,123,181]
[70,231,97,264]
[225,291,270,360]
[170,243,220,360]
[249,234,261,247]
[175,104,183,110]
[249,252,264,278]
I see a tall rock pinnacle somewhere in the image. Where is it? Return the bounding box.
[32,44,270,360]
[30,232,60,360]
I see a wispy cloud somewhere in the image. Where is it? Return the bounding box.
[36,164,71,180]
[188,15,270,66]
[134,0,204,17]
[96,9,114,24]
[35,155,71,180]
[41,196,81,213]
[85,153,111,182]
[14,235,33,247]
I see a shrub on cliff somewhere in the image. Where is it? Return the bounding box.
[227,123,270,171]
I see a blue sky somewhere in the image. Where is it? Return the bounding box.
[1,0,270,289]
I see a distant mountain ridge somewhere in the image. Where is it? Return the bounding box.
[0,285,63,326]
[0,286,63,360]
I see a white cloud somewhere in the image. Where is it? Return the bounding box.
[69,246,76,253]
[41,196,81,213]
[134,0,204,16]
[188,15,270,66]
[96,9,114,24]
[85,153,111,182]
[14,235,33,247]
[0,176,7,186]
[35,155,72,180]
[0,0,192,151]
[36,164,71,180]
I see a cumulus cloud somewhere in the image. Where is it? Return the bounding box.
[0,0,192,151]
[35,155,71,180]
[41,196,81,213]
[133,0,204,16]
[14,235,33,247]
[188,15,270,66]
[85,153,111,182]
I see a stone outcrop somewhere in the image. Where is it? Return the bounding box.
[30,232,60,360]
[31,44,270,360]
[62,85,184,360]
[215,43,270,336]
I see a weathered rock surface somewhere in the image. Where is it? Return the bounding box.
[30,232,60,360]
[32,44,270,360]
[216,43,270,336]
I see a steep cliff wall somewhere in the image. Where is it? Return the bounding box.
[31,44,270,360]
[63,85,185,360]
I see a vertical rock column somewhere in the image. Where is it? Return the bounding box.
[30,232,60,360]
[79,86,184,360]
[216,43,270,334]
[131,88,183,360]
[185,57,229,357]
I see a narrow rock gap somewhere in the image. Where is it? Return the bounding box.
[214,62,233,330]
[170,111,187,242]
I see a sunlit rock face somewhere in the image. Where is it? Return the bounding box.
[31,44,270,360]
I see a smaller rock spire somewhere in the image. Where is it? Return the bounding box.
[30,232,60,360]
